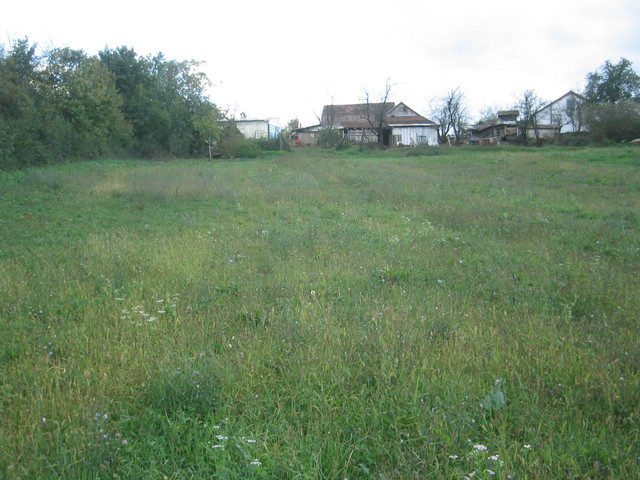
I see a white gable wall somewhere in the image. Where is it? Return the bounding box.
[536,92,586,133]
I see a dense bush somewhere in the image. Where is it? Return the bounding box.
[584,100,640,142]
[218,137,262,159]
[257,136,290,152]
[318,128,343,148]
[555,132,594,147]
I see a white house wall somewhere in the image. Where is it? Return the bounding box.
[391,126,438,146]
[236,121,269,139]
[536,93,586,134]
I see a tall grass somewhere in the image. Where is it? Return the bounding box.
[1,146,639,478]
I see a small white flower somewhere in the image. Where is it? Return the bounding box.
[524,444,532,449]
[211,444,224,448]
[250,460,261,466]
[473,444,488,451]
[448,455,459,459]
[488,455,500,461]
[216,435,229,441]
[487,469,496,475]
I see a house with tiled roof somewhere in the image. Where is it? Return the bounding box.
[320,102,438,146]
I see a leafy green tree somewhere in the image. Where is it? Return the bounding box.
[150,55,217,156]
[0,38,66,167]
[99,47,219,157]
[46,48,132,157]
[99,46,163,155]
[583,58,640,142]
[192,104,221,158]
[585,58,640,104]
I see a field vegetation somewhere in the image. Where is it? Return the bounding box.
[1,145,639,478]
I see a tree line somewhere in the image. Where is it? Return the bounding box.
[0,38,221,169]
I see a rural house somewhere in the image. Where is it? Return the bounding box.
[320,102,438,146]
[534,90,587,135]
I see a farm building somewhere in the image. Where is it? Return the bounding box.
[469,110,520,144]
[232,118,281,139]
[319,102,438,146]
[291,124,321,145]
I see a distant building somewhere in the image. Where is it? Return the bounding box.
[534,91,587,136]
[469,110,520,144]
[318,101,438,146]
[291,124,322,145]
[232,118,281,139]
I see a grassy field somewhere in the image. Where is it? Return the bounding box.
[1,145,639,479]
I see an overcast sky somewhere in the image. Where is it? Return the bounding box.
[3,0,640,126]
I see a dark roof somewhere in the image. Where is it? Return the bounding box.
[385,115,434,125]
[322,102,434,128]
[322,103,395,119]
[322,103,395,128]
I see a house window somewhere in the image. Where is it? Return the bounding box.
[392,134,402,145]
[417,136,427,144]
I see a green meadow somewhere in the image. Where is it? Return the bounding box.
[1,146,639,479]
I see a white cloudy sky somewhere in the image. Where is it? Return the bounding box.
[3,0,639,126]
